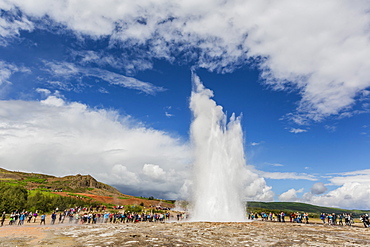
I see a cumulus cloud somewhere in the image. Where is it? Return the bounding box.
[0,95,191,199]
[279,188,304,202]
[142,164,166,181]
[283,170,370,209]
[1,0,369,123]
[303,183,370,209]
[243,169,274,202]
[329,169,370,186]
[310,182,327,195]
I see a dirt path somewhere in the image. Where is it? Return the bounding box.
[0,224,75,247]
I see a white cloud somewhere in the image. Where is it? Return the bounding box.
[279,188,304,202]
[310,182,327,195]
[0,60,29,86]
[270,163,284,167]
[142,164,166,181]
[289,128,308,134]
[165,112,174,117]
[43,61,165,95]
[303,183,370,209]
[36,88,51,97]
[328,169,370,186]
[0,61,30,98]
[250,142,261,146]
[2,0,369,123]
[0,61,16,86]
[243,170,274,202]
[0,96,191,199]
[40,95,65,107]
[0,6,33,46]
[324,125,337,132]
[258,171,317,181]
[111,164,139,186]
[282,169,370,209]
[70,50,153,76]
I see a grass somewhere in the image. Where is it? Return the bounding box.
[118,196,130,200]
[28,190,59,197]
[23,178,47,183]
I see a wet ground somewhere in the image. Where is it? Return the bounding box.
[0,220,369,246]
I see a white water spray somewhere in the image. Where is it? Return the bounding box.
[189,73,246,222]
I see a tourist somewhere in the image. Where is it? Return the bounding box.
[361,214,369,228]
[9,213,14,225]
[345,214,352,226]
[40,213,46,225]
[69,212,74,223]
[59,211,65,223]
[33,211,38,223]
[320,213,326,224]
[281,212,285,222]
[18,212,25,225]
[13,212,19,225]
[304,213,309,224]
[1,212,6,226]
[338,214,344,225]
[332,213,337,225]
[27,212,33,223]
[51,212,57,224]
[74,213,80,224]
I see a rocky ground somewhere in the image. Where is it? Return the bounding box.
[0,220,369,246]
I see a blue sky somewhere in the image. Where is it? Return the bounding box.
[0,0,370,209]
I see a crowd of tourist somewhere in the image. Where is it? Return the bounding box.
[1,207,369,228]
[248,211,370,228]
[0,206,181,226]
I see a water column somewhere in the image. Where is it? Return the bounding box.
[189,73,246,222]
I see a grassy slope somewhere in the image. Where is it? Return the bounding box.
[247,201,370,216]
[0,167,174,209]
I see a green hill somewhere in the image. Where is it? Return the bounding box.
[0,167,122,195]
[247,201,370,217]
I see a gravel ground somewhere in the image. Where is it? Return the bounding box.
[0,220,369,246]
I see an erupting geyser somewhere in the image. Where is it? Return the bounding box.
[189,73,246,222]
